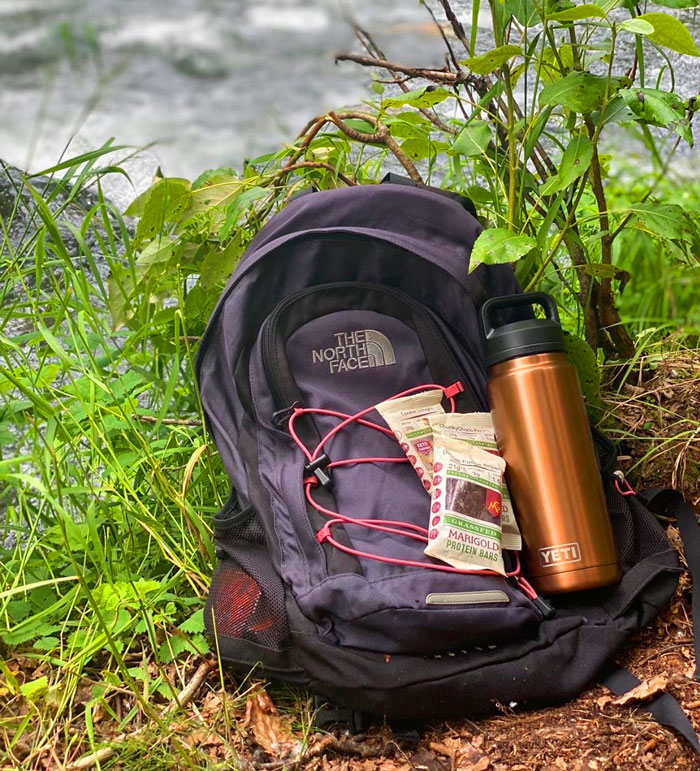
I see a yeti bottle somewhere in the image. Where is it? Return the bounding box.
[481,292,620,594]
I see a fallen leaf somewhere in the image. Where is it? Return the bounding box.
[377,761,411,771]
[407,748,446,771]
[455,739,491,771]
[612,675,669,705]
[243,687,300,758]
[458,758,491,771]
[429,741,455,757]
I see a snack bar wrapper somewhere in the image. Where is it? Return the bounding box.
[375,389,445,494]
[429,413,522,551]
[425,431,506,574]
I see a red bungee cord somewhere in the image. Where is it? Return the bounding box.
[285,382,538,599]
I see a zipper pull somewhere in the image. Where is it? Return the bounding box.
[531,594,556,620]
[513,575,556,619]
[613,469,636,497]
[272,401,301,428]
[443,381,464,399]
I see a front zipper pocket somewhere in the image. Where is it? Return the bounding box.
[246,280,539,654]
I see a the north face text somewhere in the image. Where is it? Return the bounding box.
[311,329,396,374]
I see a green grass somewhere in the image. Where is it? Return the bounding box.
[0,149,230,768]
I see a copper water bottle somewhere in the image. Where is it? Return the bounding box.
[481,293,620,594]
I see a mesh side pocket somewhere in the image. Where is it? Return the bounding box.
[206,507,290,651]
[606,479,671,573]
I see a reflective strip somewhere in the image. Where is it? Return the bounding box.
[425,590,510,606]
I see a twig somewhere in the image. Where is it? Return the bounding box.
[254,732,397,770]
[334,53,467,85]
[134,414,203,427]
[284,117,328,170]
[422,3,463,76]
[67,659,216,770]
[436,0,472,53]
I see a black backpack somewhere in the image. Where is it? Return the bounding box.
[195,178,700,749]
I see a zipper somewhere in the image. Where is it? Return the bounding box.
[261,281,484,415]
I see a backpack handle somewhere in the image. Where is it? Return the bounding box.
[380,173,477,217]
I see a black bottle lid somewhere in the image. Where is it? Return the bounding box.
[481,292,566,367]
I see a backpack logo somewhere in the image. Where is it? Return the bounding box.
[312,329,396,374]
[538,542,582,568]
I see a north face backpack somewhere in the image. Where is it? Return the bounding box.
[196,178,700,749]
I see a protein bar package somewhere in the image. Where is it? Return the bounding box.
[429,413,522,550]
[425,430,506,574]
[375,389,445,493]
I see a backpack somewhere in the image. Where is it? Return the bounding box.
[195,178,700,750]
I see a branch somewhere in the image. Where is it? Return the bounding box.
[585,117,635,358]
[334,53,467,85]
[328,111,424,182]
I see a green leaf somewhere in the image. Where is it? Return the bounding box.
[562,331,601,408]
[463,45,522,75]
[549,4,606,20]
[636,12,700,56]
[158,633,209,663]
[540,72,609,113]
[183,175,242,220]
[384,87,452,108]
[469,228,538,272]
[464,185,492,205]
[34,637,60,651]
[387,118,429,140]
[597,95,637,125]
[20,676,48,702]
[179,608,205,634]
[400,137,442,161]
[541,135,594,194]
[199,240,241,291]
[539,45,575,83]
[504,0,539,26]
[219,186,268,241]
[453,121,492,157]
[653,0,698,7]
[620,18,655,35]
[126,178,191,249]
[191,167,238,190]
[629,203,693,242]
[136,236,179,269]
[618,88,692,144]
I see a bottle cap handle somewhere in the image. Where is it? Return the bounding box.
[481,292,561,338]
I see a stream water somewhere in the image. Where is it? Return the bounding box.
[1,0,697,191]
[0,0,469,182]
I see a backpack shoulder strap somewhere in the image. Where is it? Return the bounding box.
[640,487,700,680]
[603,487,700,755]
